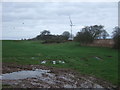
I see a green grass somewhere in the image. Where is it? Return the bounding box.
[2,84,13,88]
[2,40,118,85]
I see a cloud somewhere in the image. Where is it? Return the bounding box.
[2,2,118,40]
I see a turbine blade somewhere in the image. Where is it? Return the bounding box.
[69,16,73,25]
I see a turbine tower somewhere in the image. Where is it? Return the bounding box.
[69,16,74,40]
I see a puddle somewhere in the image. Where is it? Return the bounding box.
[52,61,56,64]
[1,69,50,80]
[41,61,46,64]
[2,63,116,88]
[94,57,102,60]
[58,60,65,64]
[1,69,114,89]
[41,60,65,64]
[62,61,65,63]
[31,57,35,59]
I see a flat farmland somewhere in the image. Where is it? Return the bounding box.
[2,40,118,86]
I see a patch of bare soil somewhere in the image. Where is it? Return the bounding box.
[1,63,116,89]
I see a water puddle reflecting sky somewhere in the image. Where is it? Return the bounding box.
[0,69,50,80]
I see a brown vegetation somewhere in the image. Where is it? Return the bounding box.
[81,39,114,47]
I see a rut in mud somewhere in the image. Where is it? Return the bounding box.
[1,63,116,89]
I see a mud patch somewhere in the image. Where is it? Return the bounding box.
[2,63,116,89]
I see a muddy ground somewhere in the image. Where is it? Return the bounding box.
[1,63,117,89]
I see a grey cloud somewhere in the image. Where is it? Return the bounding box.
[2,2,118,40]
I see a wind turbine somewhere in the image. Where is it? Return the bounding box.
[69,16,74,40]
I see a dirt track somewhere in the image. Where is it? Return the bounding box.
[1,63,116,89]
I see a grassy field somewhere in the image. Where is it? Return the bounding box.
[2,40,118,85]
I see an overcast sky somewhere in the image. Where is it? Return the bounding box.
[2,2,118,40]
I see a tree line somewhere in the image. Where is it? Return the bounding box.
[28,30,71,43]
[27,25,120,49]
